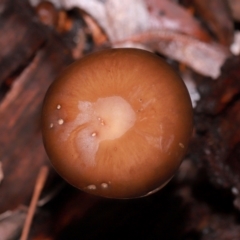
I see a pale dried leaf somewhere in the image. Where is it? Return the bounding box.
[146,0,211,42]
[60,0,150,42]
[122,31,231,78]
[0,207,27,240]
[30,0,231,78]
[230,31,240,55]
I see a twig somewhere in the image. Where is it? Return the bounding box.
[20,166,49,240]
[0,161,4,184]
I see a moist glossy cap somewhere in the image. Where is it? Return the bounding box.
[42,48,193,198]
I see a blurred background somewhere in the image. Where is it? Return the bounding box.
[1,0,240,239]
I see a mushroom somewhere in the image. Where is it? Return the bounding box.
[41,48,193,199]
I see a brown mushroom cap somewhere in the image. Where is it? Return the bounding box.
[42,48,193,199]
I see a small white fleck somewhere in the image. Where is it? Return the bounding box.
[87,184,96,190]
[98,117,105,125]
[91,132,96,137]
[58,119,64,125]
[101,183,108,189]
[232,187,239,195]
[57,104,61,109]
[179,143,184,148]
[50,123,54,128]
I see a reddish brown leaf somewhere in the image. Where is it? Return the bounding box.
[192,0,234,46]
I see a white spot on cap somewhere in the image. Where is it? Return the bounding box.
[58,119,64,125]
[179,143,184,148]
[49,123,54,128]
[98,117,105,126]
[101,183,108,189]
[57,104,61,109]
[91,132,97,137]
[87,184,96,190]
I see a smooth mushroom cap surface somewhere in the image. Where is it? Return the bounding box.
[42,48,193,199]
